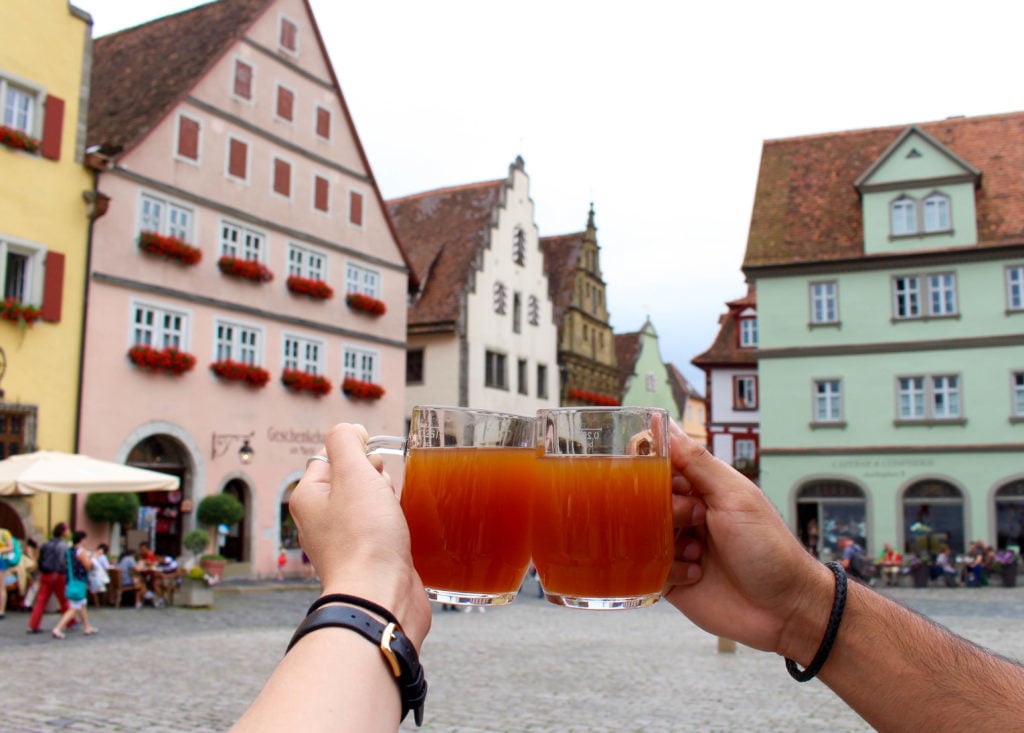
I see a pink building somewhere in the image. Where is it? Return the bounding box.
[78,0,411,577]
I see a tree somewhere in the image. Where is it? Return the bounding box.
[196,493,244,559]
[84,492,141,554]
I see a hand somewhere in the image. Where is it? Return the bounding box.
[291,423,431,648]
[662,421,832,661]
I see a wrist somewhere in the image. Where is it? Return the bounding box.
[776,560,837,665]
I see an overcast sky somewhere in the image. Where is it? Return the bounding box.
[85,0,1024,388]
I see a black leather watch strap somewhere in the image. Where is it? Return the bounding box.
[286,605,427,726]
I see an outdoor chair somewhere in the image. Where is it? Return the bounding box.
[108,569,143,608]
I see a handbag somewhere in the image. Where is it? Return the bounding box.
[65,548,88,601]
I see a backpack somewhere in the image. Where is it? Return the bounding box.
[0,529,20,567]
[38,537,65,574]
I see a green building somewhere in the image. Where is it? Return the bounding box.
[744,112,1024,560]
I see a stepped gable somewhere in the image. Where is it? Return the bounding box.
[387,179,505,329]
[539,231,584,324]
[88,0,272,152]
[691,288,757,368]
[744,110,1024,269]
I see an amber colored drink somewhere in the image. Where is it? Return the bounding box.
[400,446,534,597]
[532,455,673,600]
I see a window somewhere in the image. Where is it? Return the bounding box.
[287,243,325,281]
[897,375,962,421]
[1,238,44,304]
[406,348,424,385]
[349,190,363,227]
[139,193,193,242]
[313,174,330,212]
[528,295,540,326]
[810,281,838,324]
[1007,266,1024,311]
[315,105,331,140]
[739,317,758,347]
[283,335,323,374]
[233,59,254,101]
[923,193,951,232]
[893,273,958,319]
[734,375,757,409]
[537,364,548,399]
[513,292,522,333]
[645,372,656,392]
[343,346,378,383]
[272,157,292,198]
[175,114,201,162]
[518,359,528,395]
[280,484,300,549]
[735,439,756,462]
[485,350,507,389]
[219,221,265,261]
[493,281,507,314]
[345,262,380,298]
[1013,372,1024,417]
[813,379,842,422]
[1,75,38,135]
[278,15,299,54]
[215,319,261,365]
[227,137,249,181]
[275,84,294,122]
[513,226,526,266]
[132,302,187,349]
[891,197,916,236]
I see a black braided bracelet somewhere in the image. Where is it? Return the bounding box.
[785,561,848,682]
[307,593,399,625]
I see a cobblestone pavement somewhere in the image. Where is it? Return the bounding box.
[2,580,1022,732]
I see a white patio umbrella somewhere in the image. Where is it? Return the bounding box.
[0,450,180,495]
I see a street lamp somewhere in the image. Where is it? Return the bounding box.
[211,431,255,464]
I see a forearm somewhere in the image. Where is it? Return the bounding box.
[816,582,1024,729]
[232,627,402,733]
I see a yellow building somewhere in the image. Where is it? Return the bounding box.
[0,0,94,539]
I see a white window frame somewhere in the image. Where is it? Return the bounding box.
[927,273,958,316]
[891,197,917,236]
[813,379,843,423]
[274,82,296,125]
[0,72,44,137]
[314,104,331,141]
[130,300,190,350]
[931,375,961,419]
[213,318,263,366]
[138,192,195,242]
[277,13,300,56]
[225,134,251,184]
[173,111,202,165]
[1007,265,1024,312]
[897,374,962,421]
[923,192,951,233]
[287,242,327,281]
[809,281,838,324]
[897,376,926,420]
[283,333,325,375]
[345,261,380,298]
[734,439,756,462]
[342,345,379,383]
[231,56,255,104]
[734,375,758,410]
[0,236,46,305]
[1013,372,1024,417]
[219,220,266,262]
[739,317,758,347]
[893,273,958,319]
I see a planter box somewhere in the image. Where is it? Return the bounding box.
[180,580,214,608]
[1000,564,1019,587]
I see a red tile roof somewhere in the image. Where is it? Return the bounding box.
[386,179,506,329]
[691,287,758,368]
[744,110,1024,269]
[539,231,583,324]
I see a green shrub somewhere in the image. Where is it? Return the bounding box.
[84,492,141,527]
[182,529,209,556]
[196,493,244,527]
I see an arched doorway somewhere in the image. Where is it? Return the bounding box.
[0,500,26,539]
[126,435,188,558]
[279,482,299,550]
[995,480,1024,550]
[796,479,867,557]
[902,479,964,556]
[221,479,248,562]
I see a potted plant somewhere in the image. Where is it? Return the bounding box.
[180,565,215,608]
[196,493,244,580]
[995,548,1019,587]
[182,528,209,565]
[907,553,931,588]
[84,492,141,556]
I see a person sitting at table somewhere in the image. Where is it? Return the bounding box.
[152,555,181,607]
[116,548,144,608]
[135,542,162,603]
[932,545,959,587]
[878,542,902,586]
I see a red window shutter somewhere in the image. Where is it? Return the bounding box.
[276,86,294,121]
[228,138,248,179]
[41,95,64,161]
[177,116,200,160]
[280,18,297,52]
[349,191,363,226]
[234,60,253,99]
[273,158,291,197]
[41,251,64,322]
[314,176,329,212]
[316,107,330,139]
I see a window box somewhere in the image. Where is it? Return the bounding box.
[209,360,270,388]
[218,255,273,283]
[128,345,196,375]
[342,376,385,400]
[0,298,42,326]
[281,368,332,396]
[286,275,333,300]
[345,292,386,316]
[138,231,202,266]
[732,458,759,476]
[0,124,40,153]
[567,388,620,406]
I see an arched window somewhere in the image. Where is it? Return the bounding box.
[995,480,1024,550]
[891,197,917,236]
[796,480,867,556]
[902,480,964,555]
[922,193,951,232]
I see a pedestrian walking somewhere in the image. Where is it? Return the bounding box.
[26,523,73,634]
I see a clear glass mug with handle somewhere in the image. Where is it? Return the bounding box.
[533,406,674,609]
[368,405,536,607]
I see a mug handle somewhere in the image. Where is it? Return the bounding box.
[366,435,406,457]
